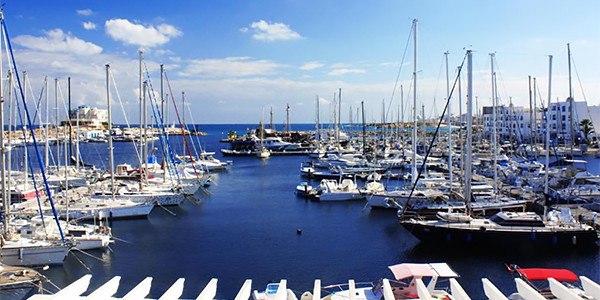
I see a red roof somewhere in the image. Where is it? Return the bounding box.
[516,268,578,282]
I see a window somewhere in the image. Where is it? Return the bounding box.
[562,106,566,112]
[562,116,566,121]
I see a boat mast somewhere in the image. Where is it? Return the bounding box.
[23,71,27,192]
[76,104,80,169]
[361,101,366,156]
[315,95,320,149]
[106,64,116,202]
[138,50,144,191]
[44,76,49,169]
[528,76,533,145]
[160,64,166,183]
[411,19,418,185]
[567,43,574,156]
[7,71,12,215]
[0,25,6,234]
[465,50,473,214]
[457,66,464,178]
[533,77,537,146]
[143,81,148,185]
[545,56,553,196]
[445,51,453,199]
[490,53,498,197]
[55,78,59,170]
[68,77,72,163]
[338,88,342,142]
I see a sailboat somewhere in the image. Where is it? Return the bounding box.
[0,9,70,266]
[257,109,270,159]
[400,51,599,249]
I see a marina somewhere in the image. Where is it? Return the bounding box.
[0,3,597,300]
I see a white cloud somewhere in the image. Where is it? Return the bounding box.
[13,29,102,55]
[328,68,367,76]
[83,21,97,30]
[77,9,93,16]
[300,61,324,71]
[178,57,287,78]
[105,18,182,48]
[242,20,301,41]
[331,63,351,69]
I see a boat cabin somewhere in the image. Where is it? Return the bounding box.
[489,212,546,227]
[375,263,459,299]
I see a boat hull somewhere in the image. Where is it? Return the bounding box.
[401,220,599,249]
[0,244,69,266]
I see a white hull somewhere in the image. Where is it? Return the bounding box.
[61,203,154,220]
[0,244,69,266]
[73,237,112,250]
[318,192,365,201]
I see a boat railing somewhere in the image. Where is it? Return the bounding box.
[321,281,375,293]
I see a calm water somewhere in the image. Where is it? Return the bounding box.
[18,124,600,299]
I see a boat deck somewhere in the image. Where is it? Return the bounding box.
[26,273,600,300]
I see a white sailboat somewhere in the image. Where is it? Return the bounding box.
[257,108,270,159]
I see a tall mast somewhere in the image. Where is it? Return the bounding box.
[567,43,574,155]
[361,101,366,155]
[67,77,72,163]
[143,81,148,185]
[7,71,12,217]
[23,71,27,191]
[315,95,320,148]
[545,56,553,195]
[55,78,59,170]
[411,19,418,185]
[445,51,452,199]
[44,76,49,169]
[490,53,498,197]
[182,91,186,155]
[457,66,464,180]
[465,50,473,213]
[0,24,6,234]
[333,92,338,144]
[528,76,533,144]
[138,50,143,191]
[533,77,537,145]
[107,65,116,202]
[338,88,342,139]
[160,64,166,183]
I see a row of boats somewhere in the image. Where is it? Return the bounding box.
[21,262,600,300]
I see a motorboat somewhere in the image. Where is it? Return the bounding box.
[252,281,297,300]
[506,264,597,300]
[321,263,460,300]
[295,182,314,197]
[316,178,365,201]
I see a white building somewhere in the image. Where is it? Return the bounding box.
[482,104,535,141]
[482,98,595,144]
[62,105,108,128]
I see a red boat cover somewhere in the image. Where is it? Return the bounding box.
[517,268,578,282]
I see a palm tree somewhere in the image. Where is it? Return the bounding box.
[579,119,594,144]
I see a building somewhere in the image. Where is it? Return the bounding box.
[61,105,108,129]
[482,104,535,141]
[482,98,595,144]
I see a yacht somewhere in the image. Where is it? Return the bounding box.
[401,210,598,248]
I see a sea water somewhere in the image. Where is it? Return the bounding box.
[19,124,600,299]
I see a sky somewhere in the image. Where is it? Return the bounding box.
[1,0,599,125]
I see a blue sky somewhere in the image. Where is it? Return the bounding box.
[2,0,599,124]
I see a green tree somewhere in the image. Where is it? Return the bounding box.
[579,119,594,144]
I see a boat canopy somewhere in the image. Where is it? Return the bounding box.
[388,263,459,280]
[516,268,578,282]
